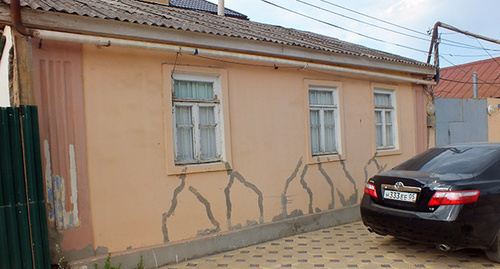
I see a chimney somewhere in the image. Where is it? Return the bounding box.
[218,0,225,16]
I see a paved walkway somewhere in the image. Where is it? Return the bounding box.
[164,221,500,268]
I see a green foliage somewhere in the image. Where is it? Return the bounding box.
[94,254,144,269]
[94,254,121,269]
[136,256,144,269]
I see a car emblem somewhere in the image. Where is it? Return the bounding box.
[394,182,404,190]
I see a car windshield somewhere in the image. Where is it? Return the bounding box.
[393,146,500,174]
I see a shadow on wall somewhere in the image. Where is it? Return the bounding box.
[161,155,387,242]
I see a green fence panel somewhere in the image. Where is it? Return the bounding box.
[0,108,12,269]
[0,107,33,269]
[21,106,51,269]
[0,106,50,269]
[30,106,52,269]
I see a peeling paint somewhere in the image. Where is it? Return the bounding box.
[224,163,264,230]
[338,159,358,207]
[317,160,335,210]
[44,140,80,230]
[189,186,220,236]
[299,165,313,214]
[280,159,303,219]
[364,153,387,183]
[162,170,186,243]
[160,154,388,245]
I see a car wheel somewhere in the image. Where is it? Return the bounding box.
[486,231,500,263]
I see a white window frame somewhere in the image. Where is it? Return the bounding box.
[374,88,398,151]
[309,86,341,156]
[172,73,224,165]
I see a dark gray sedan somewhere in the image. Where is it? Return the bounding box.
[361,143,500,262]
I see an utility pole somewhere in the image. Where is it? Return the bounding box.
[427,21,500,84]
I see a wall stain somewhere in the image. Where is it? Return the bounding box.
[299,165,314,214]
[338,159,358,207]
[278,158,303,221]
[189,186,221,236]
[274,159,305,221]
[364,153,387,183]
[162,169,186,243]
[44,140,80,230]
[161,154,388,243]
[317,160,335,210]
[224,163,264,230]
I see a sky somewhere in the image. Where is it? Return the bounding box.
[206,0,500,68]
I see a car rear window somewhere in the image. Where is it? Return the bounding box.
[393,146,500,174]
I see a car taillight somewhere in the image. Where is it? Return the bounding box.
[364,183,378,199]
[427,190,480,207]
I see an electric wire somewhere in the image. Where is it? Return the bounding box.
[474,38,500,88]
[439,55,500,88]
[317,0,497,51]
[260,0,429,54]
[318,0,426,36]
[297,0,431,43]
[475,39,500,66]
[446,53,500,58]
[439,78,500,85]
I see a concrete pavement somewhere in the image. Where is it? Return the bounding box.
[164,221,500,268]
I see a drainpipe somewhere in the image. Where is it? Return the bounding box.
[10,0,31,36]
[218,0,225,16]
[32,29,437,85]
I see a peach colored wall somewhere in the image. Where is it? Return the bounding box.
[488,98,500,142]
[81,44,421,253]
[31,39,94,260]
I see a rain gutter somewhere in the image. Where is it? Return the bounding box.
[33,29,436,85]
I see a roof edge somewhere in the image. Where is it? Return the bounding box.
[0,4,435,76]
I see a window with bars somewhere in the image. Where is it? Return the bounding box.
[309,87,340,156]
[374,89,397,150]
[173,77,222,164]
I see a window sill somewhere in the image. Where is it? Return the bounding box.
[375,147,402,157]
[167,161,230,175]
[308,153,344,164]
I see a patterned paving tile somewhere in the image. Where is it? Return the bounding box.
[163,222,500,268]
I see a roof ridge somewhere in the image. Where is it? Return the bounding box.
[5,0,432,68]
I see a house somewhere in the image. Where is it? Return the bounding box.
[432,57,500,145]
[0,0,436,267]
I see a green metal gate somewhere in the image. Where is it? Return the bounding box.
[0,106,50,269]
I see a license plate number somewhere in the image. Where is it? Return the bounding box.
[383,190,417,203]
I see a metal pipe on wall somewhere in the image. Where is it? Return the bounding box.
[32,29,436,86]
[473,71,478,99]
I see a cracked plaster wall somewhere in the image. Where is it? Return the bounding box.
[78,45,420,259]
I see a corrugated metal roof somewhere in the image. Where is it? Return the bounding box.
[2,0,431,68]
[168,0,247,19]
[434,57,500,98]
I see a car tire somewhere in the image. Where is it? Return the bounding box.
[486,232,500,263]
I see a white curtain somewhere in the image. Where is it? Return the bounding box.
[175,106,194,161]
[324,110,336,152]
[310,90,334,105]
[385,111,393,146]
[174,80,214,99]
[374,93,391,107]
[375,111,383,147]
[310,110,320,153]
[199,106,217,159]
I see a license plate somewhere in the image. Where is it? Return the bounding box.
[383,190,417,203]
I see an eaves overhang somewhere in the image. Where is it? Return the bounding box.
[0,4,436,76]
